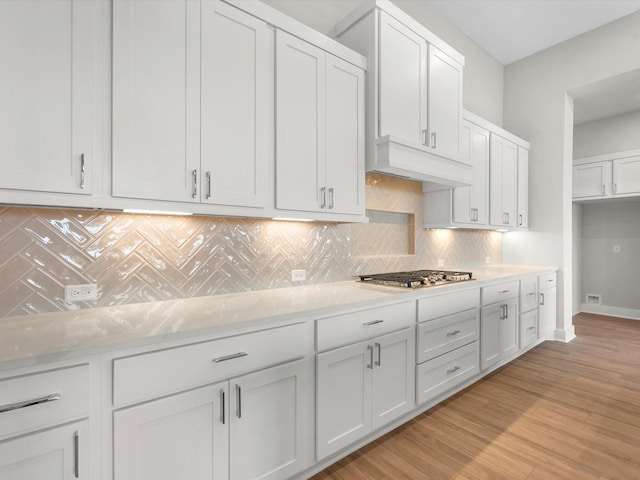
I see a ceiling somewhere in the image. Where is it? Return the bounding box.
[423,0,640,66]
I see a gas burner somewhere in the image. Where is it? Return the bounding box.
[358,270,473,289]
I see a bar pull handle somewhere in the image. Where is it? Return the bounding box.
[236,384,242,419]
[220,389,226,424]
[602,184,606,195]
[446,365,460,375]
[446,329,461,337]
[614,183,617,194]
[519,214,523,226]
[0,392,61,414]
[431,132,437,149]
[498,290,510,294]
[328,188,334,209]
[374,342,381,367]
[527,326,536,332]
[363,319,384,327]
[206,171,212,199]
[422,129,428,146]
[540,293,545,306]
[192,170,198,198]
[212,352,247,363]
[80,154,86,190]
[74,430,79,478]
[367,345,374,370]
[320,187,326,208]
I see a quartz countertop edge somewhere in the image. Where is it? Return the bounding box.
[0,264,556,370]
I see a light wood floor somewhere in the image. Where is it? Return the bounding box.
[311,313,640,480]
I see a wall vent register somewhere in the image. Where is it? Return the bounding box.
[359,270,473,289]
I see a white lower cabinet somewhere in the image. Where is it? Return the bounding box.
[114,358,312,480]
[519,277,538,350]
[316,328,415,460]
[538,273,557,340]
[481,283,519,370]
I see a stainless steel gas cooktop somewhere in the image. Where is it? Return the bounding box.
[358,269,474,289]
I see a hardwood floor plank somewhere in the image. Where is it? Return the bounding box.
[311,314,640,480]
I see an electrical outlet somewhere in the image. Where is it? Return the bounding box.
[613,244,621,253]
[485,257,491,264]
[437,259,445,268]
[65,284,97,302]
[291,270,306,282]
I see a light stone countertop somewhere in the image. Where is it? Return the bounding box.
[0,264,556,371]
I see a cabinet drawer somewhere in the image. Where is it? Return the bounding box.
[520,277,538,313]
[316,301,415,352]
[417,288,479,322]
[482,280,519,305]
[539,272,557,290]
[416,342,479,405]
[417,308,479,363]
[113,322,311,407]
[520,310,538,350]
[0,365,90,439]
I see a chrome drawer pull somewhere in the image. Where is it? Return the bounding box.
[220,389,226,425]
[374,342,382,367]
[367,345,374,370]
[0,392,61,413]
[80,154,86,190]
[446,330,461,337]
[212,352,248,363]
[192,169,198,198]
[236,384,242,419]
[527,326,536,331]
[74,430,79,478]
[363,319,384,327]
[446,365,460,375]
[499,290,510,294]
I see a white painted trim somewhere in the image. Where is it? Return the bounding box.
[580,303,640,321]
[464,109,530,149]
[573,148,640,166]
[553,326,576,343]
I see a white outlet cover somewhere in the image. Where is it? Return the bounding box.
[64,284,98,302]
[291,270,306,282]
[613,244,621,253]
[437,259,445,267]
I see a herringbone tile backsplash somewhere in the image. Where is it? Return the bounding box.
[0,174,501,317]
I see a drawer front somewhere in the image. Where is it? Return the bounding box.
[520,310,538,349]
[417,308,479,363]
[539,272,557,290]
[520,277,538,313]
[0,364,90,439]
[316,301,415,352]
[416,342,479,405]
[482,280,519,306]
[113,322,310,408]
[417,288,479,322]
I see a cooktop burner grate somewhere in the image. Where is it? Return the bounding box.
[358,269,473,288]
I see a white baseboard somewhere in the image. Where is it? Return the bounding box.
[580,303,640,321]
[554,325,576,342]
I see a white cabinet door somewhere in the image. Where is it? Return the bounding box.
[489,134,517,227]
[453,120,489,225]
[520,309,538,350]
[112,0,200,202]
[325,55,365,215]
[572,161,611,199]
[539,287,557,340]
[613,156,640,196]
[427,44,462,160]
[500,300,519,359]
[517,147,529,229]
[201,1,268,208]
[0,0,97,195]
[316,341,371,460]
[378,11,426,146]
[229,359,311,480]
[275,30,325,212]
[114,383,228,480]
[480,303,501,370]
[371,329,415,430]
[0,420,88,479]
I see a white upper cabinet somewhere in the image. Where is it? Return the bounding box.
[613,156,640,195]
[336,2,468,186]
[573,151,640,201]
[0,0,99,196]
[275,30,365,216]
[489,134,518,228]
[113,0,269,208]
[573,161,610,199]
[517,146,529,229]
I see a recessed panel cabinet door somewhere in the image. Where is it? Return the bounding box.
[517,147,529,228]
[613,156,640,196]
[378,11,427,145]
[114,383,228,480]
[0,0,96,195]
[325,55,365,215]
[0,420,89,479]
[275,30,326,212]
[112,0,200,202]
[489,134,517,227]
[201,1,268,208]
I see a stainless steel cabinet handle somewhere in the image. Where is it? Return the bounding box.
[602,184,606,195]
[0,392,61,413]
[374,342,381,367]
[431,132,437,149]
[80,154,86,190]
[212,352,248,363]
[504,304,508,319]
[74,430,79,478]
[519,214,523,226]
[192,170,198,198]
[320,187,326,208]
[446,329,461,337]
[446,365,460,375]
[220,389,226,425]
[506,212,510,224]
[363,319,384,327]
[367,345,374,370]
[328,187,334,209]
[499,290,510,294]
[547,279,554,283]
[540,293,545,306]
[614,183,617,194]
[527,326,536,331]
[236,384,242,419]
[422,129,428,146]
[206,171,212,199]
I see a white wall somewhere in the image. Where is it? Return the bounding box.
[262,0,505,126]
[572,203,582,315]
[502,11,640,340]
[574,110,640,159]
